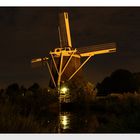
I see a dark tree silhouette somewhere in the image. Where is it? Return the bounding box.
[0,89,4,98]
[28,83,41,95]
[6,83,20,97]
[20,85,27,96]
[97,69,138,96]
[96,77,112,96]
[110,69,136,93]
[133,72,140,92]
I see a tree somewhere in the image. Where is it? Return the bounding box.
[20,85,27,96]
[110,69,136,93]
[67,77,93,102]
[96,77,112,96]
[97,69,137,96]
[28,83,41,95]
[6,83,20,97]
[133,72,140,92]
[0,89,4,97]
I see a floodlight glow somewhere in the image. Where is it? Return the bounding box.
[60,86,68,94]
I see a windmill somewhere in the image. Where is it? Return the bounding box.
[31,12,116,101]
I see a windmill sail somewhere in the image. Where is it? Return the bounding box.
[77,42,117,57]
[31,57,49,67]
[59,12,72,48]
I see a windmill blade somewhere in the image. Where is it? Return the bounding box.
[59,12,72,48]
[31,57,49,68]
[77,42,117,57]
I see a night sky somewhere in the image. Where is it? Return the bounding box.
[0,7,140,88]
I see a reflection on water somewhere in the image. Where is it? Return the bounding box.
[44,110,100,133]
[60,112,71,130]
[58,111,99,133]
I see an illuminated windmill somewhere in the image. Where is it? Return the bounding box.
[31,12,116,90]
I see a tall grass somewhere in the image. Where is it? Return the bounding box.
[93,93,140,132]
[0,92,59,133]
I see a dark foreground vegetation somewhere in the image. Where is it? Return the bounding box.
[0,69,140,133]
[0,83,59,132]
